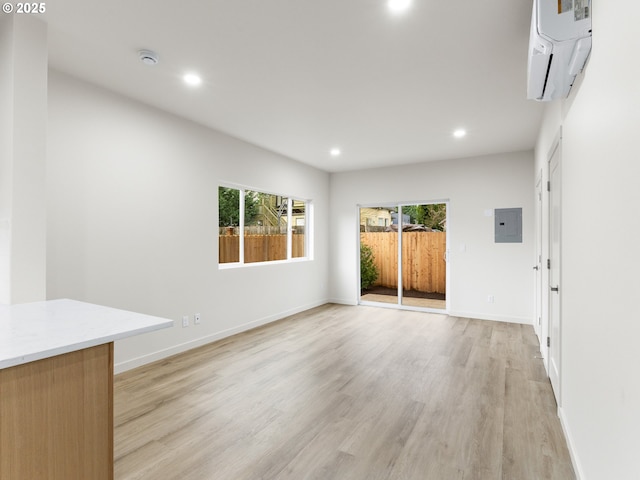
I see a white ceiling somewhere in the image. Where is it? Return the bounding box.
[43,0,543,173]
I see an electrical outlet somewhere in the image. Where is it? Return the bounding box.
[487,295,494,303]
[182,315,189,328]
[194,313,201,325]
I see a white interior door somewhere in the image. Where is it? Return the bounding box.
[535,173,543,343]
[548,143,562,402]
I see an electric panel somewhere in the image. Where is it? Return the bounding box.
[495,208,522,243]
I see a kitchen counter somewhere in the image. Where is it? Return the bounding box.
[0,298,173,369]
[0,298,173,480]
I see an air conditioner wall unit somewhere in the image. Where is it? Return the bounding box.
[527,0,592,101]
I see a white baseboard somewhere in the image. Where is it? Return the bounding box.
[114,299,327,374]
[448,310,533,325]
[558,406,585,480]
[328,297,358,306]
[330,298,532,325]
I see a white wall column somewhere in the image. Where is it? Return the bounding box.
[0,15,47,304]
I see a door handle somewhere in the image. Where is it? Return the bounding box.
[533,265,539,271]
[550,286,559,292]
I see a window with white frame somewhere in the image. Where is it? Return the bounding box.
[218,186,310,265]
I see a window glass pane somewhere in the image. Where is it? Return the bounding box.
[292,199,306,258]
[401,204,447,310]
[244,191,287,263]
[359,206,397,303]
[218,187,239,263]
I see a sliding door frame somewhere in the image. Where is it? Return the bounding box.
[358,200,450,314]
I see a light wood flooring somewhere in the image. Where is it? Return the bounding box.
[114,304,575,480]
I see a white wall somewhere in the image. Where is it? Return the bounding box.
[329,152,534,324]
[534,3,640,479]
[47,71,330,372]
[0,15,47,305]
[0,15,13,304]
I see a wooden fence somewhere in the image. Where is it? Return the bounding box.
[361,232,446,294]
[219,234,305,263]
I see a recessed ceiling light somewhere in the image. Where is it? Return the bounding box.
[330,148,342,157]
[183,73,202,87]
[453,129,467,138]
[387,0,412,14]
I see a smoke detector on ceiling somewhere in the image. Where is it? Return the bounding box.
[138,50,159,66]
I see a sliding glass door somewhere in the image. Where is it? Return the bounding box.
[359,202,448,312]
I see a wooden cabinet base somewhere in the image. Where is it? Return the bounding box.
[0,343,114,480]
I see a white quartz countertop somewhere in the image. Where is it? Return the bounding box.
[0,299,173,369]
